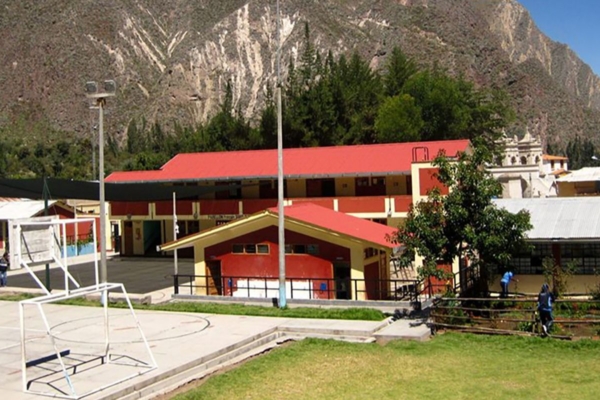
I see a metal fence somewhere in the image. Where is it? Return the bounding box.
[172,265,480,302]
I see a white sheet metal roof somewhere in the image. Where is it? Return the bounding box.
[556,167,600,183]
[0,200,57,220]
[493,197,600,240]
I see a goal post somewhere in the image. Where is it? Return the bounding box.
[9,216,157,399]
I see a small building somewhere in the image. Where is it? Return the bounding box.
[493,197,600,295]
[556,167,600,197]
[159,203,400,301]
[0,198,98,256]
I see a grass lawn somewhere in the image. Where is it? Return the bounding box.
[0,294,386,321]
[172,333,600,400]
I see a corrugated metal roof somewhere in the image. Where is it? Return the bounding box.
[557,167,600,183]
[107,139,470,183]
[0,200,57,220]
[493,197,600,240]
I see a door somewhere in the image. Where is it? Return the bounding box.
[206,260,222,295]
[123,221,134,256]
[334,262,351,300]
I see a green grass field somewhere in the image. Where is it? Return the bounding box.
[173,333,600,400]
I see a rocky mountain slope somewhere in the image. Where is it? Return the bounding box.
[1,0,599,148]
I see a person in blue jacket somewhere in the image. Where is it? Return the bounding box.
[500,271,518,298]
[537,283,555,335]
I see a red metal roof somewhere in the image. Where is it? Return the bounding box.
[107,140,470,183]
[268,203,398,248]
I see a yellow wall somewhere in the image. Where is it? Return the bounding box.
[335,177,355,197]
[386,175,410,195]
[198,182,215,199]
[287,179,306,198]
[242,180,260,199]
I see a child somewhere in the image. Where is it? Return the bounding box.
[0,252,9,287]
[500,271,518,298]
[537,283,554,335]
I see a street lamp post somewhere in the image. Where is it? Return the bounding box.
[85,80,116,290]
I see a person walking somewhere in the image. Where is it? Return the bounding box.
[0,252,9,287]
[500,271,518,298]
[537,283,554,336]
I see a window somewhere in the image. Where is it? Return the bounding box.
[293,244,306,254]
[285,243,316,254]
[232,243,269,255]
[307,244,319,255]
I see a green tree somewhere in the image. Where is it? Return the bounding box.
[374,94,423,143]
[402,70,513,149]
[383,46,417,97]
[395,141,532,295]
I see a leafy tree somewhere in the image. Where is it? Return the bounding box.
[395,140,532,295]
[402,70,513,150]
[374,94,423,143]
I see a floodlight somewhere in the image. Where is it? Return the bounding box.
[103,80,117,95]
[85,81,98,95]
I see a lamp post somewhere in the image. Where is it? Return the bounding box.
[276,0,286,308]
[85,80,116,290]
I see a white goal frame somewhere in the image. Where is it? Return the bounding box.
[10,217,157,399]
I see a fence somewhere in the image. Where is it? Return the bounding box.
[172,265,480,302]
[173,274,424,302]
[430,297,600,339]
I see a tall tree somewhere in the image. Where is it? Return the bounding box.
[374,94,423,143]
[395,140,531,294]
[383,46,417,97]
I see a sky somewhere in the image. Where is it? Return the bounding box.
[518,0,600,76]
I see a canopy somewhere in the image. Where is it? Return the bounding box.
[0,178,244,202]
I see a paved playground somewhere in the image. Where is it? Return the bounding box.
[0,254,430,399]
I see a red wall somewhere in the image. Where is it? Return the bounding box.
[205,226,350,299]
[419,168,448,196]
[155,200,194,216]
[337,196,385,213]
[44,205,99,244]
[111,202,149,216]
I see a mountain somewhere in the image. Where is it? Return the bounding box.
[1,0,599,148]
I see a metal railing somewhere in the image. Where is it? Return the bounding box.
[173,274,423,302]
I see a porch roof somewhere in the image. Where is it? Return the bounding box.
[160,203,398,251]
